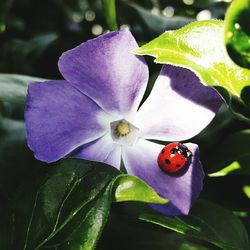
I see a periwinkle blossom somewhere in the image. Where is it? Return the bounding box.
[25,30,222,216]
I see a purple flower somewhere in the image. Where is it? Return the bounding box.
[25,30,222,216]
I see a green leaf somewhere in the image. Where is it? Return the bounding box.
[0,74,47,104]
[1,159,119,250]
[205,129,250,175]
[225,0,250,69]
[57,186,113,250]
[1,159,166,250]
[136,20,250,98]
[102,0,118,31]
[3,33,58,59]
[113,174,167,204]
[98,202,216,250]
[242,185,250,199]
[26,33,58,56]
[0,118,46,196]
[139,200,249,250]
[208,162,241,177]
[233,211,248,219]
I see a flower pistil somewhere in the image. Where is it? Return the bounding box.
[115,121,130,137]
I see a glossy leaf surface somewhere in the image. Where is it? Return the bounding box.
[0,159,166,250]
[136,20,250,98]
[225,0,250,69]
[140,200,249,250]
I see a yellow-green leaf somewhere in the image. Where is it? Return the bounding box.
[136,20,250,98]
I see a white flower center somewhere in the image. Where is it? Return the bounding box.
[110,119,140,146]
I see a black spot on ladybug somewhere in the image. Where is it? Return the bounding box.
[165,159,171,164]
[170,148,179,154]
[161,149,165,154]
[176,164,181,168]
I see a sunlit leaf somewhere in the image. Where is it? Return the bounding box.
[136,20,250,98]
[225,0,250,69]
[113,174,167,204]
[208,162,241,177]
[243,185,250,199]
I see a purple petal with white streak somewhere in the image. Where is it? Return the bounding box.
[135,65,223,141]
[25,80,111,163]
[58,29,149,118]
[72,133,121,169]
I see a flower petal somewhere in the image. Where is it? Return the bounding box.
[122,139,204,216]
[135,65,223,141]
[25,80,111,163]
[72,133,122,169]
[58,29,148,118]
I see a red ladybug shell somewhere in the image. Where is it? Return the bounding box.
[157,142,192,174]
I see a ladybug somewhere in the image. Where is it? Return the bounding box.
[157,142,192,174]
